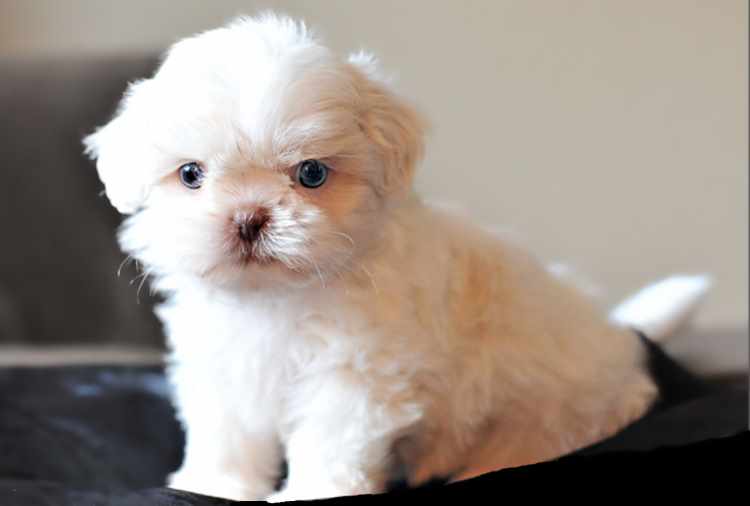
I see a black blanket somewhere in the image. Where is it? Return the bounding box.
[0,355,746,505]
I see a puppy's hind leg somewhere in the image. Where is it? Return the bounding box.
[450,373,658,482]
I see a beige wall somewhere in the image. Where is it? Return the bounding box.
[1,0,747,332]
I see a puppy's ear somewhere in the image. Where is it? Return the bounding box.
[83,80,156,215]
[347,52,427,194]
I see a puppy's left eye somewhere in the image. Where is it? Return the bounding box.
[296,159,329,189]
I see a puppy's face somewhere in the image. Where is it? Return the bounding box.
[85,15,425,289]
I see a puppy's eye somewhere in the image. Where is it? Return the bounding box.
[296,159,329,189]
[178,162,205,189]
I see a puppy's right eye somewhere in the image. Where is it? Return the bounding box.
[178,162,205,189]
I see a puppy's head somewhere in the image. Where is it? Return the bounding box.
[84,13,426,289]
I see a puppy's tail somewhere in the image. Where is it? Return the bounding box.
[609,275,712,343]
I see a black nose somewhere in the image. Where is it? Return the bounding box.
[237,210,269,243]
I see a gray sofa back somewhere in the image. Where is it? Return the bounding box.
[0,55,164,347]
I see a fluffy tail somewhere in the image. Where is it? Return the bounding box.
[609,275,712,343]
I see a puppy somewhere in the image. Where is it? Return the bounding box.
[84,13,707,501]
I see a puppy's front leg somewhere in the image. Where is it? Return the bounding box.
[168,415,282,501]
[268,375,421,502]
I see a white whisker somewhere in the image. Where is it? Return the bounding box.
[329,231,355,248]
[360,265,379,295]
[117,255,133,278]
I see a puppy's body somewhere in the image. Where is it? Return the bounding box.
[148,197,655,500]
[86,14,660,501]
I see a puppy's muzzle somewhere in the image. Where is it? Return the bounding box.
[235,209,269,244]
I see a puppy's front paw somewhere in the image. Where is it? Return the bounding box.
[266,485,346,503]
[168,469,273,501]
[265,489,296,503]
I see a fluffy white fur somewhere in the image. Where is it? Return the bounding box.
[84,13,698,501]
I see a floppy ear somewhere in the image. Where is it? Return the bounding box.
[347,52,428,194]
[83,80,157,215]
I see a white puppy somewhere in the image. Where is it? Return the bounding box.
[84,13,707,501]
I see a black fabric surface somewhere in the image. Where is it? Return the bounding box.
[0,347,746,505]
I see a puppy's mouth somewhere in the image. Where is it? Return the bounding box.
[209,207,324,282]
[235,241,277,266]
